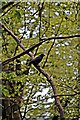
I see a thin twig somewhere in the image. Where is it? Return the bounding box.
[1,91,80,100]
[1,2,20,17]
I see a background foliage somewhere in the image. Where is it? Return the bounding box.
[1,1,80,119]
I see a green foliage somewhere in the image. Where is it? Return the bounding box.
[1,1,80,119]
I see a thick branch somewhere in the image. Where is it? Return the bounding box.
[0,22,26,50]
[2,40,44,65]
[2,23,80,118]
[35,65,64,118]
[1,22,80,65]
[0,2,14,11]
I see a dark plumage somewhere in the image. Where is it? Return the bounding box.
[30,54,45,66]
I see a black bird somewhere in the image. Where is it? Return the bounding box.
[30,54,45,66]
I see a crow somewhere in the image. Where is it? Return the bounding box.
[30,54,45,66]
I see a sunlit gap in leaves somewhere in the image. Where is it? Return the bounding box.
[18,7,39,39]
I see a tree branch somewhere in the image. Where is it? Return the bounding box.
[1,2,20,17]
[41,34,80,41]
[1,22,80,65]
[22,86,34,119]
[34,65,64,118]
[1,91,80,100]
[0,22,26,50]
[2,40,44,65]
[51,92,80,97]
[0,2,14,11]
[1,22,80,118]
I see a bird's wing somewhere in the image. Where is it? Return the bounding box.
[30,56,42,65]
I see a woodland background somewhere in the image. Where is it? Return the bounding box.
[0,1,80,120]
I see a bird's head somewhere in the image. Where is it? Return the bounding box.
[40,54,45,57]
